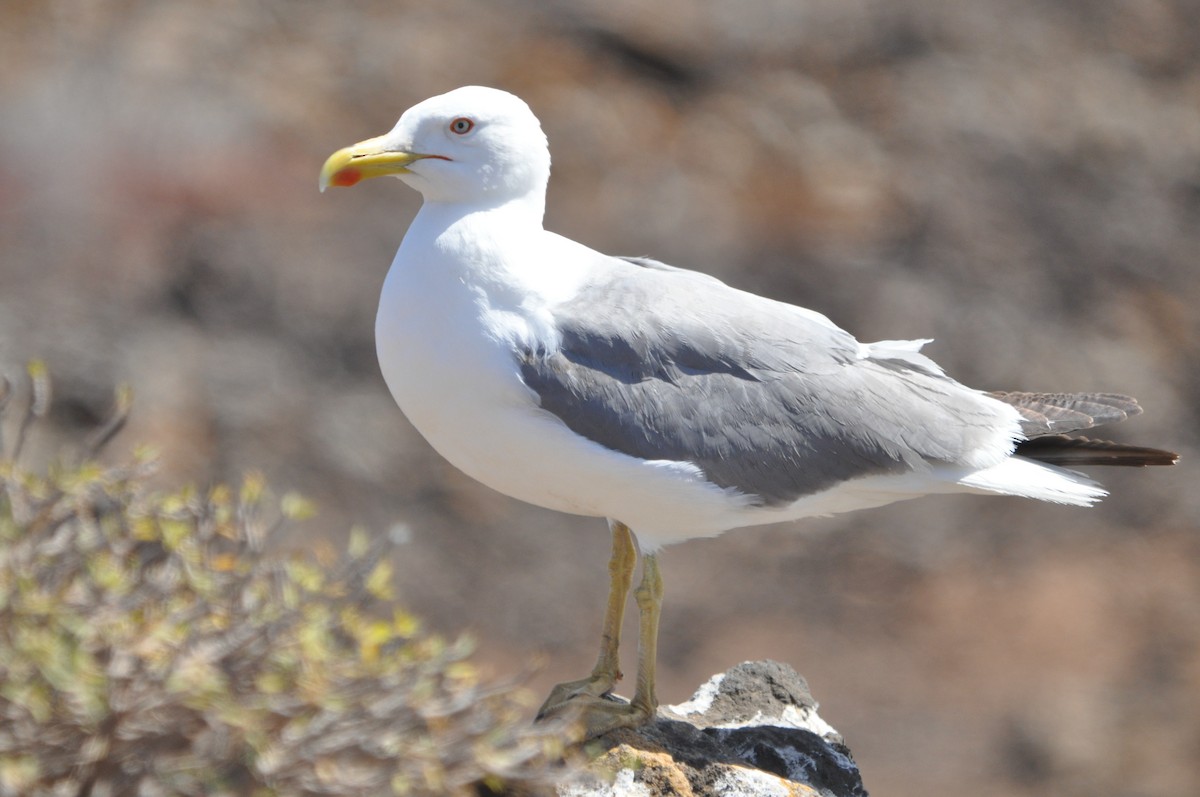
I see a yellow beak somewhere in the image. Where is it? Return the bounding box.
[319,135,431,192]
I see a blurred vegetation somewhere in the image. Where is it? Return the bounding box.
[0,364,562,797]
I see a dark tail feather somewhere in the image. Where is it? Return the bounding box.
[1015,435,1179,467]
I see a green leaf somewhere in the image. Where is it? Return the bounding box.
[280,491,318,521]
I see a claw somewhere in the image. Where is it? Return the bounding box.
[536,691,655,738]
[537,672,617,719]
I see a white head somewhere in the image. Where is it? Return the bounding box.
[320,86,550,214]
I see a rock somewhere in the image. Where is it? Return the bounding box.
[558,661,866,797]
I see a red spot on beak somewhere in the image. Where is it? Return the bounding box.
[331,168,362,187]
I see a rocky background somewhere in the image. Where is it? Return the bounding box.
[2,1,1198,794]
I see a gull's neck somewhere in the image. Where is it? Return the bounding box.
[415,185,545,233]
[400,191,556,305]
[385,188,572,358]
[412,193,545,248]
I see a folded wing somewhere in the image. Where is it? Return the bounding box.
[519,258,1022,506]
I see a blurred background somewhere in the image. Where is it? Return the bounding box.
[2,0,1198,794]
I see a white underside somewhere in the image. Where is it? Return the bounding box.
[377,203,1105,551]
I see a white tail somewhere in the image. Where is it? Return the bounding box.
[955,456,1108,506]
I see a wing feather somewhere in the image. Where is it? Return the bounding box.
[519,259,1016,506]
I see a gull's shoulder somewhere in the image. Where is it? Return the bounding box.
[553,245,854,343]
[612,255,730,286]
[535,240,947,377]
[537,234,725,287]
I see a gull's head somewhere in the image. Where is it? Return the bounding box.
[319,86,550,208]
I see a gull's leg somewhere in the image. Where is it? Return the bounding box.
[538,520,636,717]
[626,549,663,723]
[540,547,664,738]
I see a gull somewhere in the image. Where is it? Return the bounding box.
[319,86,1177,737]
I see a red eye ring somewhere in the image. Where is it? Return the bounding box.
[449,117,474,135]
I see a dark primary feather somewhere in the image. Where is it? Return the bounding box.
[519,258,1018,506]
[1014,435,1179,467]
[988,391,1178,466]
[987,391,1141,436]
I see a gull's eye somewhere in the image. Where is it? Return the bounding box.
[449,117,475,135]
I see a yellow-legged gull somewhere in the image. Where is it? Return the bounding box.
[319,86,1177,737]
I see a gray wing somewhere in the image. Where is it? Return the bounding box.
[518,257,1013,506]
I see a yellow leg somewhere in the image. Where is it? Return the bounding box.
[629,551,663,719]
[593,520,638,684]
[538,529,663,739]
[538,520,637,716]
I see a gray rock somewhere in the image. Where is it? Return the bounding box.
[558,661,866,797]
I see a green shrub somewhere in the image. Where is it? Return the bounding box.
[0,365,563,796]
